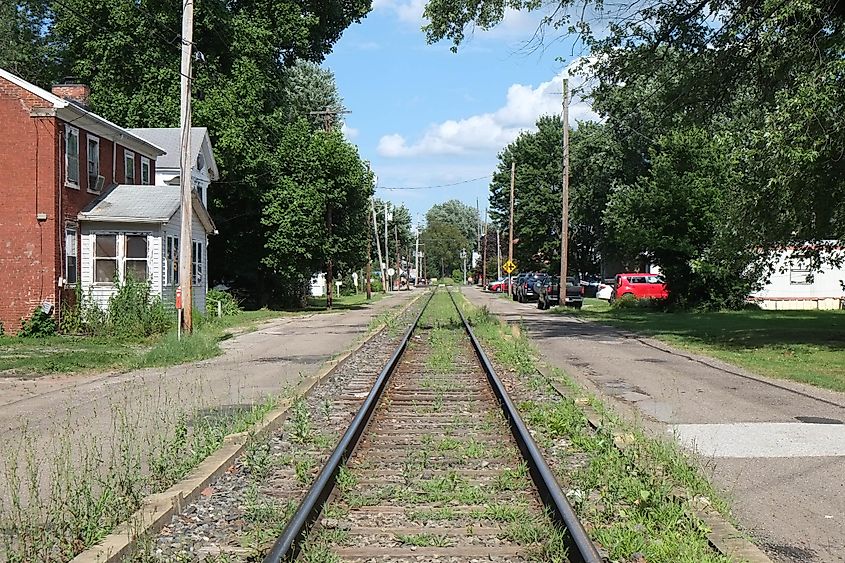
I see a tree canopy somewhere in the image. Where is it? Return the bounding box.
[426,0,845,306]
[2,0,374,307]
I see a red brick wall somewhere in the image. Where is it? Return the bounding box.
[0,76,60,333]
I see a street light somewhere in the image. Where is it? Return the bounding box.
[460,249,467,285]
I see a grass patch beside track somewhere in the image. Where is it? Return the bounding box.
[454,292,735,563]
[554,298,845,392]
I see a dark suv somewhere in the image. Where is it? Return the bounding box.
[517,273,540,302]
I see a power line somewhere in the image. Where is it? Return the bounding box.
[377,175,492,191]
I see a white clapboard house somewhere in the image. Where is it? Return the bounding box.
[749,246,845,310]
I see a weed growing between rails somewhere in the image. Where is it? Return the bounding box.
[452,291,735,563]
[0,374,282,562]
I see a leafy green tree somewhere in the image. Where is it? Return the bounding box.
[421,221,469,278]
[425,0,845,279]
[604,126,756,308]
[0,1,54,85]
[488,116,619,275]
[425,199,478,246]
[262,121,373,306]
[374,198,414,262]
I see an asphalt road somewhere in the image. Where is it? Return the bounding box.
[462,287,845,563]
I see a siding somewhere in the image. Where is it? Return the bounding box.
[161,209,209,312]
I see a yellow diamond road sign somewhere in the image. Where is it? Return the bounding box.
[503,259,516,274]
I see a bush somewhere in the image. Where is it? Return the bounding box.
[206,289,241,317]
[369,277,384,293]
[106,277,172,337]
[19,308,57,337]
[611,294,665,311]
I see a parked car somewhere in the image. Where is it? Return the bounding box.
[612,273,668,301]
[532,273,549,296]
[517,273,540,302]
[486,278,510,292]
[538,276,584,309]
[580,275,601,298]
[596,280,614,300]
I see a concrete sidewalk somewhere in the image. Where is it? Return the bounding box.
[0,292,415,496]
[462,287,845,563]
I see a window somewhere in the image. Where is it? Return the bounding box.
[789,255,812,285]
[192,241,203,284]
[87,135,100,191]
[125,235,148,281]
[165,236,179,285]
[141,157,151,185]
[65,225,78,285]
[95,234,117,282]
[124,150,135,184]
[65,126,79,186]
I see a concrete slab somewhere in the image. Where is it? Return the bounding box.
[461,287,845,563]
[672,422,845,457]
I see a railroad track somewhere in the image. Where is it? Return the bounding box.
[264,288,602,562]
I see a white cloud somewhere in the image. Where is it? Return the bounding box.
[342,123,359,139]
[374,0,427,25]
[377,62,598,158]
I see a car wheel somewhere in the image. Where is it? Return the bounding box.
[574,302,582,309]
[537,298,543,310]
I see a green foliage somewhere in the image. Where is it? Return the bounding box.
[206,289,241,317]
[18,308,57,338]
[422,222,469,278]
[261,120,374,307]
[106,278,171,338]
[425,199,478,244]
[425,0,845,306]
[10,0,373,309]
[451,269,462,281]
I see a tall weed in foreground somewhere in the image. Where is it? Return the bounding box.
[0,377,278,562]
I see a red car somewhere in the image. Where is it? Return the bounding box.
[613,273,668,300]
[486,278,510,293]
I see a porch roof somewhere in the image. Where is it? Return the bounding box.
[78,185,216,233]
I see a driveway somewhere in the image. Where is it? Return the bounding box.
[462,287,845,563]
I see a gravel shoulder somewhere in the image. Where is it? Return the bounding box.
[461,287,845,563]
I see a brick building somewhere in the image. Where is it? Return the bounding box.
[0,68,165,333]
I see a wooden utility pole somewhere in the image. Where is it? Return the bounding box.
[496,228,502,280]
[384,202,390,291]
[415,227,420,286]
[508,160,515,296]
[394,224,400,291]
[178,0,194,333]
[559,79,570,288]
[366,212,372,300]
[482,208,488,288]
[370,198,386,293]
[308,107,349,309]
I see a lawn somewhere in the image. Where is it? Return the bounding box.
[0,291,396,378]
[555,299,845,392]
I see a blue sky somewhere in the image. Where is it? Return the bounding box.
[324,1,597,227]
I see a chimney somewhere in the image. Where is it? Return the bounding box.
[51,77,90,108]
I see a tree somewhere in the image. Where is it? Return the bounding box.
[488,116,619,275]
[262,121,373,306]
[425,0,845,276]
[425,200,479,246]
[421,221,468,278]
[0,1,54,85]
[604,126,757,308]
[373,198,414,260]
[15,0,373,306]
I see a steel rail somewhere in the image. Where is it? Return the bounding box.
[262,289,435,563]
[447,288,604,563]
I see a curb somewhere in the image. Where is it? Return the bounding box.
[538,365,773,563]
[70,291,424,563]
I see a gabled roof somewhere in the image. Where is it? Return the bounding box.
[0,68,165,157]
[78,185,216,233]
[128,127,220,181]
